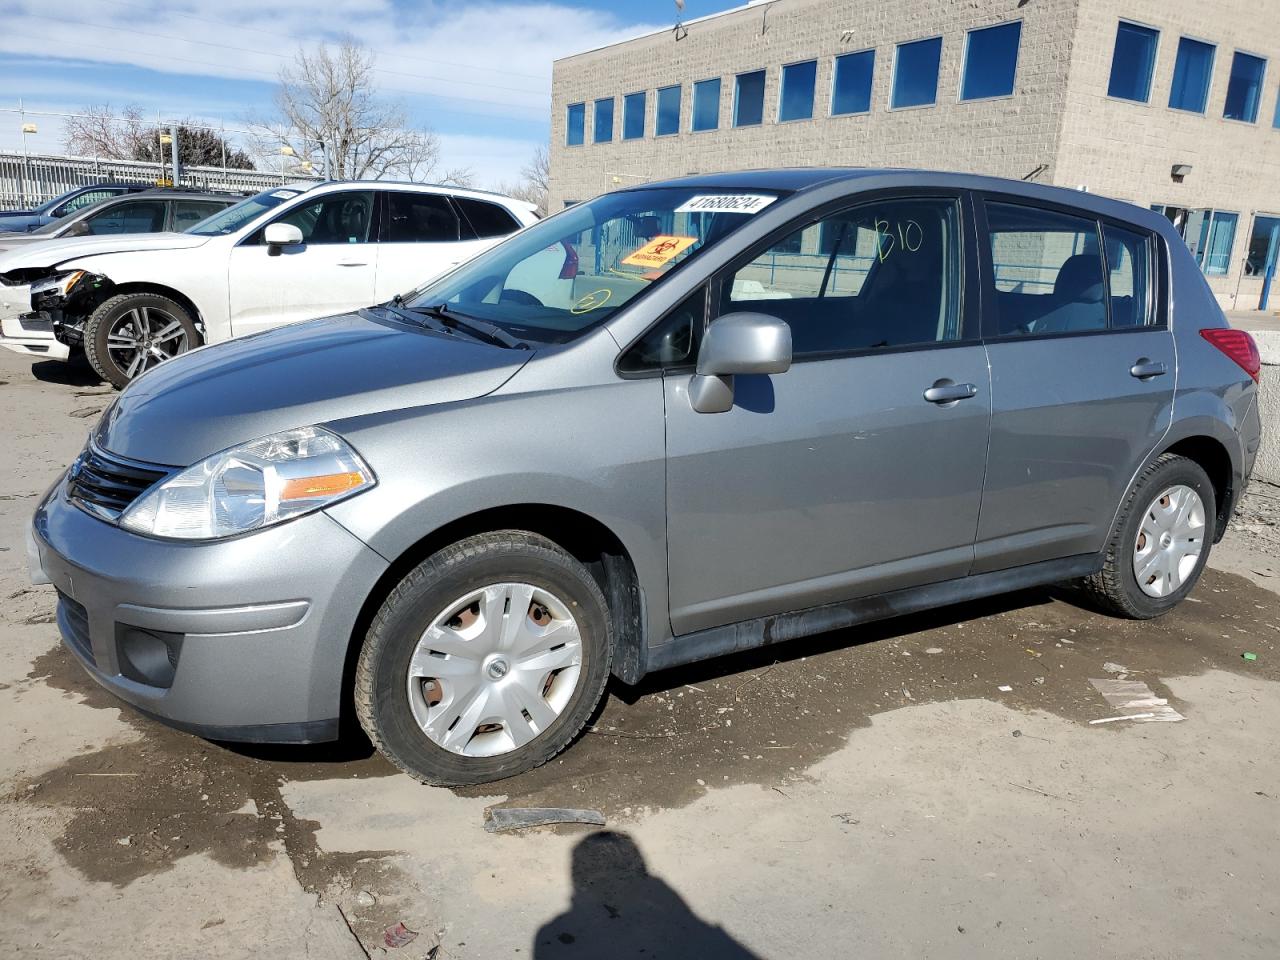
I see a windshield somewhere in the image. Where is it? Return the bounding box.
[403,187,782,343]
[185,188,304,236]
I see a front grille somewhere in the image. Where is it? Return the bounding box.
[67,444,169,521]
[57,590,95,665]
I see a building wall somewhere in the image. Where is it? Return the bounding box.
[1054,0,1280,307]
[549,0,1081,207]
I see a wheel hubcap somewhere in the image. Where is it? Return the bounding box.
[406,582,584,758]
[106,305,190,380]
[1133,484,1205,598]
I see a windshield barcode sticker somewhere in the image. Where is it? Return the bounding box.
[675,194,777,214]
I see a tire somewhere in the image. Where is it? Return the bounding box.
[354,531,613,785]
[84,292,199,389]
[1081,453,1216,619]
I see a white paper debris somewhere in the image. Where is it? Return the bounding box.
[997,685,1013,692]
[1089,678,1184,723]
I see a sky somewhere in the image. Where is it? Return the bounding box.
[0,0,748,187]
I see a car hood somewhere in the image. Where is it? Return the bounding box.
[94,311,534,465]
[0,232,46,255]
[0,231,209,271]
[0,215,41,231]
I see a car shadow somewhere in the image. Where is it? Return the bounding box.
[533,830,762,959]
[31,357,103,387]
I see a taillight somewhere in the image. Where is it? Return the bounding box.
[1201,328,1261,382]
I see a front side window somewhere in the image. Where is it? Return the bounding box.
[692,78,722,131]
[734,70,766,127]
[269,191,374,244]
[1246,215,1280,276]
[623,91,646,140]
[593,97,615,143]
[1103,224,1153,327]
[832,49,875,115]
[454,197,520,239]
[83,199,165,235]
[962,21,1022,100]
[57,189,118,216]
[723,197,963,356]
[1224,51,1266,122]
[566,103,586,146]
[656,84,682,135]
[1107,21,1159,102]
[403,187,779,344]
[986,202,1106,336]
[1169,37,1216,113]
[385,192,460,242]
[893,37,943,108]
[779,60,817,121]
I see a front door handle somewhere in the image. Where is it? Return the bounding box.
[923,379,979,405]
[1130,358,1167,380]
[337,261,368,268]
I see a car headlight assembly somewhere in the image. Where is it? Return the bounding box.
[30,269,86,299]
[119,426,375,540]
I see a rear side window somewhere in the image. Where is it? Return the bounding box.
[986,203,1106,336]
[385,192,460,242]
[722,196,963,356]
[454,198,520,239]
[172,200,227,231]
[1103,224,1153,327]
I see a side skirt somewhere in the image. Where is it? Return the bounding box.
[644,553,1101,675]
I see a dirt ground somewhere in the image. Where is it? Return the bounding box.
[2,348,1278,959]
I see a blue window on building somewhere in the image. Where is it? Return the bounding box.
[779,60,818,120]
[734,70,766,127]
[1168,37,1216,112]
[692,78,722,131]
[1196,210,1239,276]
[1107,21,1159,102]
[566,103,585,146]
[961,21,1022,100]
[623,91,646,140]
[656,84,681,136]
[593,97,614,143]
[831,49,875,115]
[1224,51,1267,122]
[892,37,943,108]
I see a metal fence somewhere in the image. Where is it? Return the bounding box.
[0,151,323,208]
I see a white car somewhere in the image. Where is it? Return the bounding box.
[0,181,538,387]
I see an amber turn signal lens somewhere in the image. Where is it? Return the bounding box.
[280,471,366,501]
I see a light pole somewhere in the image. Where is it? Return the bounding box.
[20,121,38,207]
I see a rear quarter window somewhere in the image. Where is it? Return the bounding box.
[454,197,521,239]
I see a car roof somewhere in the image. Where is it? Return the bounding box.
[297,179,536,209]
[625,167,1167,234]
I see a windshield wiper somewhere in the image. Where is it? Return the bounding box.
[362,302,455,337]
[415,303,529,350]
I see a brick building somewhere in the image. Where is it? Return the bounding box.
[549,0,1280,309]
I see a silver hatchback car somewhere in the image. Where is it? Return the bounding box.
[30,169,1263,785]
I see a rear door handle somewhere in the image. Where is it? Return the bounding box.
[1130,358,1167,380]
[923,380,979,405]
[338,261,368,267]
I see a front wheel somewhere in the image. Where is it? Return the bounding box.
[84,292,199,389]
[354,531,613,785]
[1081,453,1216,619]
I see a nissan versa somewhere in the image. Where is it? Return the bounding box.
[29,169,1262,785]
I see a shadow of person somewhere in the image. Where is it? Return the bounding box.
[534,830,763,959]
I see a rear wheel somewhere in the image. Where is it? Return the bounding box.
[84,292,199,389]
[1081,453,1215,619]
[354,531,612,785]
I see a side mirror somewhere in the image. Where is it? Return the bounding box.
[689,312,792,414]
[264,222,304,254]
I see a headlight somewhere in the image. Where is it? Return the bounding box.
[119,426,375,540]
[30,270,86,299]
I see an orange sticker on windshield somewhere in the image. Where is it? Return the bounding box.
[621,235,698,269]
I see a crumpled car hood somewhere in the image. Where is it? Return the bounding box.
[0,231,210,272]
[94,311,533,465]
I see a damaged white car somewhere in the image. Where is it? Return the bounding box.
[0,181,538,387]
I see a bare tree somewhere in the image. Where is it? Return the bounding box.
[494,144,550,215]
[255,40,470,182]
[64,104,254,169]
[62,104,149,159]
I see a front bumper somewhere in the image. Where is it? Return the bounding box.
[31,476,389,742]
[0,292,70,360]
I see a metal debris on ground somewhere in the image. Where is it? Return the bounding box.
[383,921,418,948]
[1088,678,1184,723]
[484,807,607,833]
